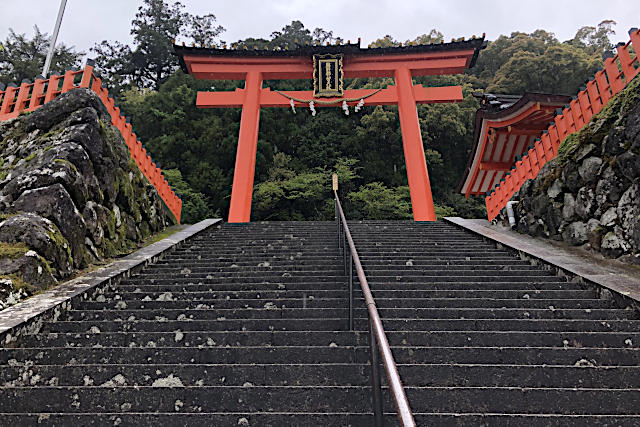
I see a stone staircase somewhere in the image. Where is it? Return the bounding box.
[0,220,639,425]
[348,220,640,425]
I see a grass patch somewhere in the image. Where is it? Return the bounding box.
[0,212,20,222]
[141,225,185,247]
[24,151,37,162]
[53,158,78,174]
[42,128,62,139]
[557,133,580,163]
[0,241,30,259]
[0,273,34,293]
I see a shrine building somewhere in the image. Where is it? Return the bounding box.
[458,92,571,197]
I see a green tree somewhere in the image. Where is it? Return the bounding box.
[488,44,600,95]
[253,153,333,220]
[270,20,312,49]
[569,20,616,54]
[408,30,444,45]
[92,0,225,92]
[0,26,82,86]
[162,169,212,223]
[469,30,557,89]
[347,183,412,220]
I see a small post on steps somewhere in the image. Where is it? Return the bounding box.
[370,321,384,426]
[348,248,353,331]
[333,173,341,251]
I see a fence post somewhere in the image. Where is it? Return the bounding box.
[14,80,32,115]
[547,127,561,154]
[29,76,46,110]
[586,79,603,115]
[80,60,95,88]
[60,69,75,93]
[562,106,577,133]
[528,148,540,175]
[630,28,640,54]
[569,98,584,130]
[603,57,625,95]
[594,69,612,105]
[615,43,637,81]
[0,84,17,115]
[44,73,62,104]
[90,76,102,94]
[486,196,494,221]
[577,89,592,123]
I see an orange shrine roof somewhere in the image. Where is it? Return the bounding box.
[458,92,572,197]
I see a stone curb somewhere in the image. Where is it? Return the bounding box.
[0,218,222,344]
[445,217,640,309]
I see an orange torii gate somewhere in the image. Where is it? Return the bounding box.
[174,38,485,223]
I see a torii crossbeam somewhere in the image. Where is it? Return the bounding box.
[175,38,485,223]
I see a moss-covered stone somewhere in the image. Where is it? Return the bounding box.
[53,158,78,174]
[46,228,73,266]
[24,151,37,162]
[512,74,640,261]
[0,273,33,293]
[0,242,29,259]
[0,88,171,306]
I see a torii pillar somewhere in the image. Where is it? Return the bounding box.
[230,71,263,223]
[174,38,486,223]
[395,67,435,221]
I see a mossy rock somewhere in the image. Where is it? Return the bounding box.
[0,241,30,259]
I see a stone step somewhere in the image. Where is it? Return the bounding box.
[153,259,534,267]
[3,362,639,388]
[120,275,566,286]
[84,296,617,310]
[112,280,587,293]
[18,330,640,349]
[61,306,635,325]
[2,219,637,420]
[111,281,594,298]
[75,301,633,319]
[0,413,637,427]
[0,386,638,414]
[4,346,639,366]
[100,289,594,301]
[143,264,547,274]
[40,318,640,333]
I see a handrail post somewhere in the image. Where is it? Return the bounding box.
[349,248,353,331]
[370,321,384,427]
[343,231,347,272]
[333,190,416,426]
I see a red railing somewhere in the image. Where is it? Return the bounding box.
[485,28,640,221]
[0,61,182,223]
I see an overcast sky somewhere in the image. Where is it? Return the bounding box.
[1,0,638,58]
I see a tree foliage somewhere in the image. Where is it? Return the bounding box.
[92,0,225,92]
[0,26,82,86]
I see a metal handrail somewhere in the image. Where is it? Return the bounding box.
[334,189,416,427]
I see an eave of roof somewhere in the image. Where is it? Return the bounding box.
[457,92,572,195]
[173,37,487,74]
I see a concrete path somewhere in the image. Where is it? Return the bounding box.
[445,217,640,304]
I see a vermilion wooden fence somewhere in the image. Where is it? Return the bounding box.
[485,28,640,221]
[0,61,182,223]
